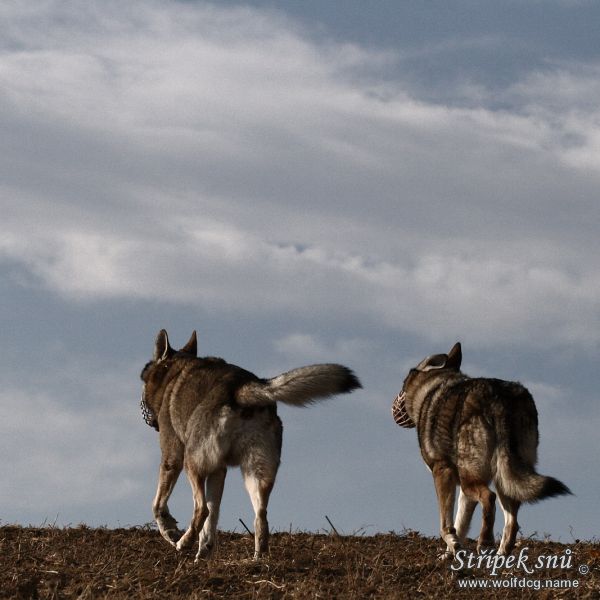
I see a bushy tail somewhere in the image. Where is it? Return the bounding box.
[495,452,572,503]
[236,364,361,407]
[492,386,572,503]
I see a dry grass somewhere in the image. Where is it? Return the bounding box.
[1,525,598,599]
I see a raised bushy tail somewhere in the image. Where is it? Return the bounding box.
[236,364,361,407]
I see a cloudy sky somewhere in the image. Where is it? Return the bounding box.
[1,1,598,544]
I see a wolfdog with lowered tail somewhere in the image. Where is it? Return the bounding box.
[393,342,571,557]
[140,329,361,561]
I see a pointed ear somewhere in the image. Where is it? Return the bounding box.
[153,329,173,361]
[416,353,447,371]
[181,330,197,356]
[446,342,462,370]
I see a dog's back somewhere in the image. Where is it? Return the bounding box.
[159,356,262,438]
[147,353,281,474]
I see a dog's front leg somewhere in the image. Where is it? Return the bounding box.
[432,462,460,558]
[153,458,183,546]
[197,468,227,560]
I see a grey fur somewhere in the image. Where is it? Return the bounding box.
[237,364,361,407]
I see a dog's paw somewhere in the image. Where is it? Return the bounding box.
[496,546,513,557]
[176,532,194,552]
[163,528,182,547]
[476,540,496,555]
[438,541,460,561]
[195,542,215,561]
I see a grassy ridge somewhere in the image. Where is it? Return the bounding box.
[1,526,598,598]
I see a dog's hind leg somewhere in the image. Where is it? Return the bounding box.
[197,468,227,560]
[455,487,477,545]
[432,462,460,558]
[461,480,496,553]
[176,462,208,552]
[497,491,520,556]
[153,457,183,546]
[242,471,275,560]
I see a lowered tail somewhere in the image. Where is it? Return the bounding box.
[493,392,572,503]
[495,454,572,503]
[236,364,361,407]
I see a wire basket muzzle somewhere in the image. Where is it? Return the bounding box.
[140,392,158,428]
[391,391,416,428]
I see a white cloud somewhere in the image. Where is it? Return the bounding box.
[501,65,600,171]
[1,0,599,350]
[274,333,372,364]
[4,219,597,346]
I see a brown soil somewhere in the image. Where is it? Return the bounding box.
[1,526,598,599]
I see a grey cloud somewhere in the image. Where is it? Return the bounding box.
[0,377,152,517]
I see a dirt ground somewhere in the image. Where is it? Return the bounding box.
[1,525,598,599]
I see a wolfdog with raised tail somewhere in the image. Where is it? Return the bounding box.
[393,342,571,557]
[140,329,361,561]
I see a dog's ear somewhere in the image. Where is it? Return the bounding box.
[181,330,197,356]
[154,329,174,362]
[446,342,462,370]
[416,353,447,371]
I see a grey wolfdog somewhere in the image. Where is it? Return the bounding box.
[393,342,571,557]
[140,329,361,561]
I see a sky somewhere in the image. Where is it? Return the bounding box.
[1,0,598,545]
